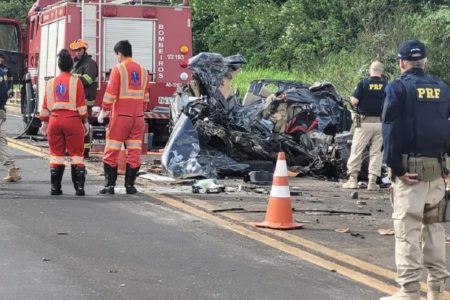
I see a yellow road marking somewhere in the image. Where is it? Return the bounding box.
[147,193,402,296]
[7,137,434,298]
[7,138,48,159]
[182,196,448,297]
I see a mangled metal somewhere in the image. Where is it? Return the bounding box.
[162,52,353,179]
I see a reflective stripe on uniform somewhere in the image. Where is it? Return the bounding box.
[86,99,95,106]
[141,65,150,102]
[105,139,123,150]
[51,103,77,110]
[125,139,142,150]
[46,78,55,108]
[77,105,88,115]
[49,155,65,165]
[46,76,79,112]
[82,74,94,85]
[69,76,78,102]
[40,109,50,117]
[118,64,145,99]
[103,92,116,104]
[70,156,84,165]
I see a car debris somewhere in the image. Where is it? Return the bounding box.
[377,228,395,235]
[350,232,365,239]
[211,208,245,213]
[162,52,356,180]
[140,173,177,183]
[243,171,273,186]
[192,179,225,194]
[302,209,371,216]
[335,227,350,233]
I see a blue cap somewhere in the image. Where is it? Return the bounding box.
[397,40,427,61]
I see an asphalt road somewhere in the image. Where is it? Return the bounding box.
[0,114,384,300]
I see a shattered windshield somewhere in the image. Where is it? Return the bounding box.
[0,23,19,53]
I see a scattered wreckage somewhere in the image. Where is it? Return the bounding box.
[162,52,356,180]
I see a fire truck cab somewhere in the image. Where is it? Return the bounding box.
[18,0,192,145]
[0,18,24,85]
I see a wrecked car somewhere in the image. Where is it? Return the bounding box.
[162,52,353,180]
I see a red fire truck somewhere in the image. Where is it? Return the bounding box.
[1,0,192,145]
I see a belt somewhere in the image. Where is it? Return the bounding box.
[402,154,444,182]
[361,116,380,123]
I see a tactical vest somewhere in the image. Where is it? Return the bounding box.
[401,73,450,157]
[357,77,386,116]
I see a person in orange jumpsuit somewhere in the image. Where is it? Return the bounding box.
[40,49,89,196]
[97,40,149,194]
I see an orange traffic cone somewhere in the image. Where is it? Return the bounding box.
[255,152,304,230]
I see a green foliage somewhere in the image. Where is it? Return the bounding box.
[0,0,35,24]
[415,7,450,83]
[192,0,450,91]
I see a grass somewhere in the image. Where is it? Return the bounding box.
[231,66,357,100]
[232,67,313,97]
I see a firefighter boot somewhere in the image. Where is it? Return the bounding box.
[342,173,358,189]
[71,165,86,196]
[125,164,140,195]
[50,165,65,195]
[99,163,117,195]
[427,281,444,300]
[4,167,21,182]
[367,174,380,191]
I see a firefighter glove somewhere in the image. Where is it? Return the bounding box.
[97,109,108,124]
[40,122,48,136]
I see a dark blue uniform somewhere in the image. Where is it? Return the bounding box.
[382,68,450,176]
[0,64,11,110]
[352,76,387,116]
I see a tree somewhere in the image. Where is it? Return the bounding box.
[0,0,35,24]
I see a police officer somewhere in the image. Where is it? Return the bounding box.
[381,40,450,300]
[69,39,98,159]
[0,53,21,182]
[342,61,387,190]
[97,40,149,195]
[40,49,89,196]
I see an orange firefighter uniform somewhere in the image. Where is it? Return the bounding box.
[40,72,88,195]
[100,57,149,194]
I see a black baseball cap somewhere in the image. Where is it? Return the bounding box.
[397,40,427,61]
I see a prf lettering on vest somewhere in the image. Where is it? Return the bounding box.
[369,84,383,90]
[417,88,441,99]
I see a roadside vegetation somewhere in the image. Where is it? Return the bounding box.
[192,0,450,98]
[1,1,449,98]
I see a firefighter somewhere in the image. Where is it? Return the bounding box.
[381,40,450,300]
[69,39,98,159]
[0,53,21,182]
[342,61,387,190]
[39,49,89,196]
[97,40,149,195]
